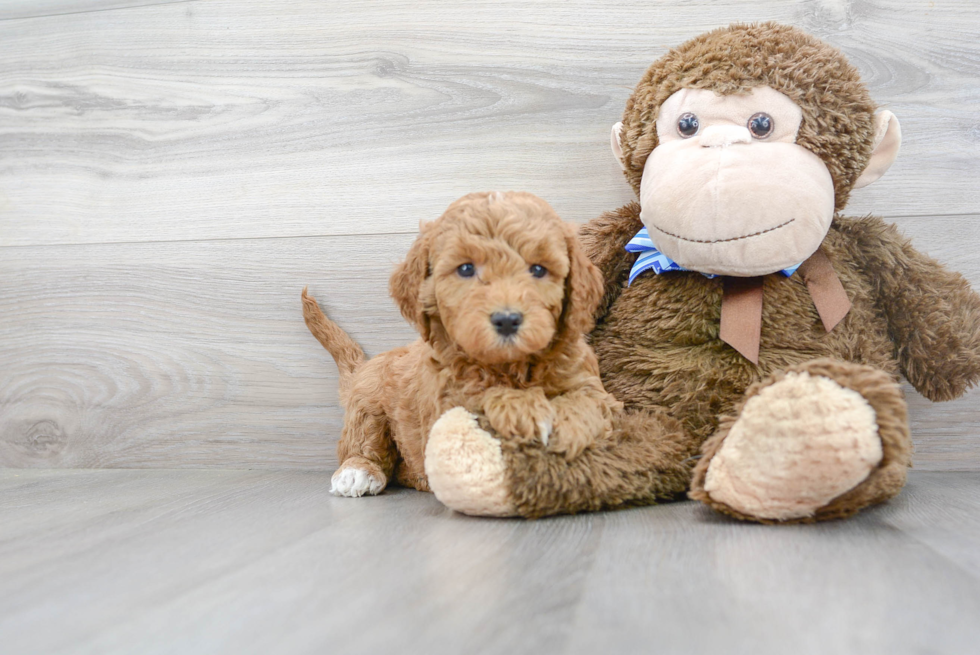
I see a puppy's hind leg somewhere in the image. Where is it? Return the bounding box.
[332,396,398,498]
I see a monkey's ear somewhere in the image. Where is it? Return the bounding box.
[389,223,433,340]
[610,121,626,171]
[853,111,901,190]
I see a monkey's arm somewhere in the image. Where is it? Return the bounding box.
[577,202,643,322]
[844,216,980,401]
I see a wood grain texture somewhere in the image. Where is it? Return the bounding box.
[0,469,978,655]
[0,234,416,470]
[0,0,977,472]
[0,1,192,21]
[1,220,978,471]
[0,0,979,247]
[566,471,980,655]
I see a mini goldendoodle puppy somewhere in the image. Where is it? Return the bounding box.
[302,191,625,501]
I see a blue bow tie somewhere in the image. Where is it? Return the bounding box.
[625,227,802,285]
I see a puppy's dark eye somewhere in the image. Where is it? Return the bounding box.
[457,263,476,278]
[748,112,774,139]
[529,264,547,278]
[677,112,699,138]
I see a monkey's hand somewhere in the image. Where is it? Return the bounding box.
[481,387,556,446]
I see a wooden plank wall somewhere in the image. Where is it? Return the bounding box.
[1,0,978,471]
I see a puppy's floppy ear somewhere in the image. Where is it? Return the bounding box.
[389,223,435,340]
[557,223,604,340]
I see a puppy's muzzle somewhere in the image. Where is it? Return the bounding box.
[490,311,523,337]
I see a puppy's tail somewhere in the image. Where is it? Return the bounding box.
[302,287,366,394]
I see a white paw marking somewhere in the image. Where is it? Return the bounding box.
[330,467,384,497]
[537,420,552,446]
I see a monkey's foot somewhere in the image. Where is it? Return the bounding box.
[425,407,518,517]
[690,360,911,523]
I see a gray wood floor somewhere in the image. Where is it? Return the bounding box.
[1,469,979,655]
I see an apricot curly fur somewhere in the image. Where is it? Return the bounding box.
[303,191,642,495]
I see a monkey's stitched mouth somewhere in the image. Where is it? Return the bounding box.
[650,218,796,244]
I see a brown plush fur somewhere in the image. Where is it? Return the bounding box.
[569,203,980,520]
[488,201,980,520]
[303,191,626,493]
[488,23,980,521]
[499,406,698,518]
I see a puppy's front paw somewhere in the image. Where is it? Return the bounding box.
[482,387,556,445]
[331,465,386,497]
[543,394,616,460]
[545,425,595,461]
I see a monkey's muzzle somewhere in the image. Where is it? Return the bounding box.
[638,138,836,277]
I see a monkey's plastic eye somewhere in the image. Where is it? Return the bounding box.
[457,263,476,278]
[529,264,547,278]
[677,113,700,138]
[748,112,774,139]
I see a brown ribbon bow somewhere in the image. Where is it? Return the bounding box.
[719,249,851,364]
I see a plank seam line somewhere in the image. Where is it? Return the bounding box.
[0,230,421,250]
[1,211,977,250]
[856,212,980,221]
[0,0,198,23]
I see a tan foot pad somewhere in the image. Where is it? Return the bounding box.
[704,372,883,521]
[425,407,517,517]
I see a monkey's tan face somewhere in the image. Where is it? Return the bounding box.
[637,86,836,277]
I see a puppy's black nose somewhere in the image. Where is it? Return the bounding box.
[491,311,523,337]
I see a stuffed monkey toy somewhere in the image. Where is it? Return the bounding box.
[424,22,980,522]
